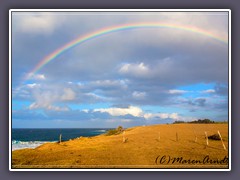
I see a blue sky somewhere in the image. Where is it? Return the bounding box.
[11,11,229,128]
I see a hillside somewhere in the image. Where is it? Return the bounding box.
[12,124,229,169]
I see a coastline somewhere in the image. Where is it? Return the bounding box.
[12,124,229,169]
[11,128,110,151]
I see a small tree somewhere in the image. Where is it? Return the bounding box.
[117,126,123,132]
[106,126,124,136]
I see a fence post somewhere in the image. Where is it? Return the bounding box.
[218,130,226,150]
[122,131,126,143]
[205,131,208,146]
[194,130,197,143]
[59,134,62,143]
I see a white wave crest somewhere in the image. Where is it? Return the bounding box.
[12,140,54,151]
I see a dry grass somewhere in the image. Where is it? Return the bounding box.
[12,124,229,169]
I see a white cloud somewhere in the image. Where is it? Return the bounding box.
[168,89,189,94]
[144,112,195,122]
[82,109,89,113]
[27,83,39,88]
[144,112,180,120]
[61,88,76,101]
[27,73,46,80]
[94,106,144,117]
[201,89,215,93]
[15,13,64,35]
[91,80,119,86]
[89,79,128,90]
[119,62,150,77]
[132,91,146,99]
[86,92,107,100]
[93,105,196,122]
[29,102,69,111]
[28,86,76,111]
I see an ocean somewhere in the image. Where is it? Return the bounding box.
[11,128,110,151]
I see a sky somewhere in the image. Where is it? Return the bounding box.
[11,11,229,128]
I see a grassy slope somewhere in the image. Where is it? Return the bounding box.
[12,124,229,169]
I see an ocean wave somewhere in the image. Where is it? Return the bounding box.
[93,129,107,133]
[12,140,55,151]
[97,129,107,132]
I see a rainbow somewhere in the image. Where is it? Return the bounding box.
[25,22,228,80]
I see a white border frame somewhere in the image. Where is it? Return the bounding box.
[9,9,231,172]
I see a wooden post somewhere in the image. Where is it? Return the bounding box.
[218,130,226,150]
[176,132,178,142]
[122,131,126,143]
[205,131,208,146]
[194,130,197,143]
[59,134,62,143]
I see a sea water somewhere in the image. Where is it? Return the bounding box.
[12,128,110,151]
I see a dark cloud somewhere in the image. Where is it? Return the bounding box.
[189,98,207,107]
[175,97,208,109]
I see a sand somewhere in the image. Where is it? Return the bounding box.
[12,123,229,169]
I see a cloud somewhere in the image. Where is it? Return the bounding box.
[26,83,40,88]
[119,62,150,78]
[144,112,196,122]
[85,92,109,101]
[144,112,178,120]
[12,84,39,100]
[17,104,197,123]
[27,86,76,111]
[188,98,207,107]
[88,79,129,90]
[29,102,69,111]
[82,109,89,113]
[214,84,228,95]
[14,12,65,35]
[27,73,46,80]
[12,109,47,121]
[61,88,76,101]
[93,106,144,117]
[168,89,189,94]
[121,119,132,123]
[11,12,229,127]
[93,106,195,122]
[132,91,146,99]
[201,89,215,93]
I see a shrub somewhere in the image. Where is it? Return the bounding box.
[173,121,186,124]
[117,126,123,132]
[189,119,215,124]
[106,126,124,136]
[208,134,221,140]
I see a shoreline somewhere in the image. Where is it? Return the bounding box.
[12,124,229,169]
[11,128,111,151]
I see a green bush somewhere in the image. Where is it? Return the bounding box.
[172,119,215,124]
[189,119,215,124]
[106,126,123,136]
[173,121,186,124]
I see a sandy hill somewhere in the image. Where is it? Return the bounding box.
[12,124,229,169]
